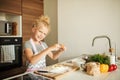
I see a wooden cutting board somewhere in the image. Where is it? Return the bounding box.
[34,63,79,80]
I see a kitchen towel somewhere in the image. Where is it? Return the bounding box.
[1,45,15,63]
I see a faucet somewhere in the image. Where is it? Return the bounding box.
[92,35,112,55]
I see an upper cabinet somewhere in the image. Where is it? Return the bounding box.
[0,0,43,39]
[22,0,43,43]
[0,0,22,15]
[0,0,22,37]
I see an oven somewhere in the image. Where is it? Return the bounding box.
[0,37,22,72]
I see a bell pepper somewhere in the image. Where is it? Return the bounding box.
[100,64,109,73]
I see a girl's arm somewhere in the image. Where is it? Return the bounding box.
[24,47,51,64]
[48,44,66,60]
[24,44,65,64]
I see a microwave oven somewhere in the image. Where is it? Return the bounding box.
[0,21,13,36]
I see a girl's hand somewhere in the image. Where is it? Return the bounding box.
[49,44,61,51]
[59,44,66,51]
[49,44,66,52]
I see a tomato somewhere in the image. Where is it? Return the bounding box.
[112,64,117,70]
[108,65,114,72]
[109,64,117,72]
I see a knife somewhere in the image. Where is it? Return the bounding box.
[37,70,50,73]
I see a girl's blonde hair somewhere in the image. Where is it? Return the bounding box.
[33,15,50,31]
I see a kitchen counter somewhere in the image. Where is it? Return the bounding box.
[59,61,120,80]
[35,57,120,80]
[3,58,120,80]
[60,68,120,80]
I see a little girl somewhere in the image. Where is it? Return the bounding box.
[24,15,66,80]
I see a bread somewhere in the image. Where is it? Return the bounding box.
[85,62,100,76]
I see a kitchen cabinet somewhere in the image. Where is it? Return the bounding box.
[0,0,43,39]
[0,0,22,15]
[0,0,43,79]
[22,0,43,43]
[0,0,22,37]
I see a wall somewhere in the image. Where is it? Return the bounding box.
[44,0,120,62]
[44,0,58,46]
[44,0,58,65]
[58,0,120,61]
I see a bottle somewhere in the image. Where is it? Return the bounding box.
[12,22,17,35]
[109,55,115,64]
[109,48,116,64]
